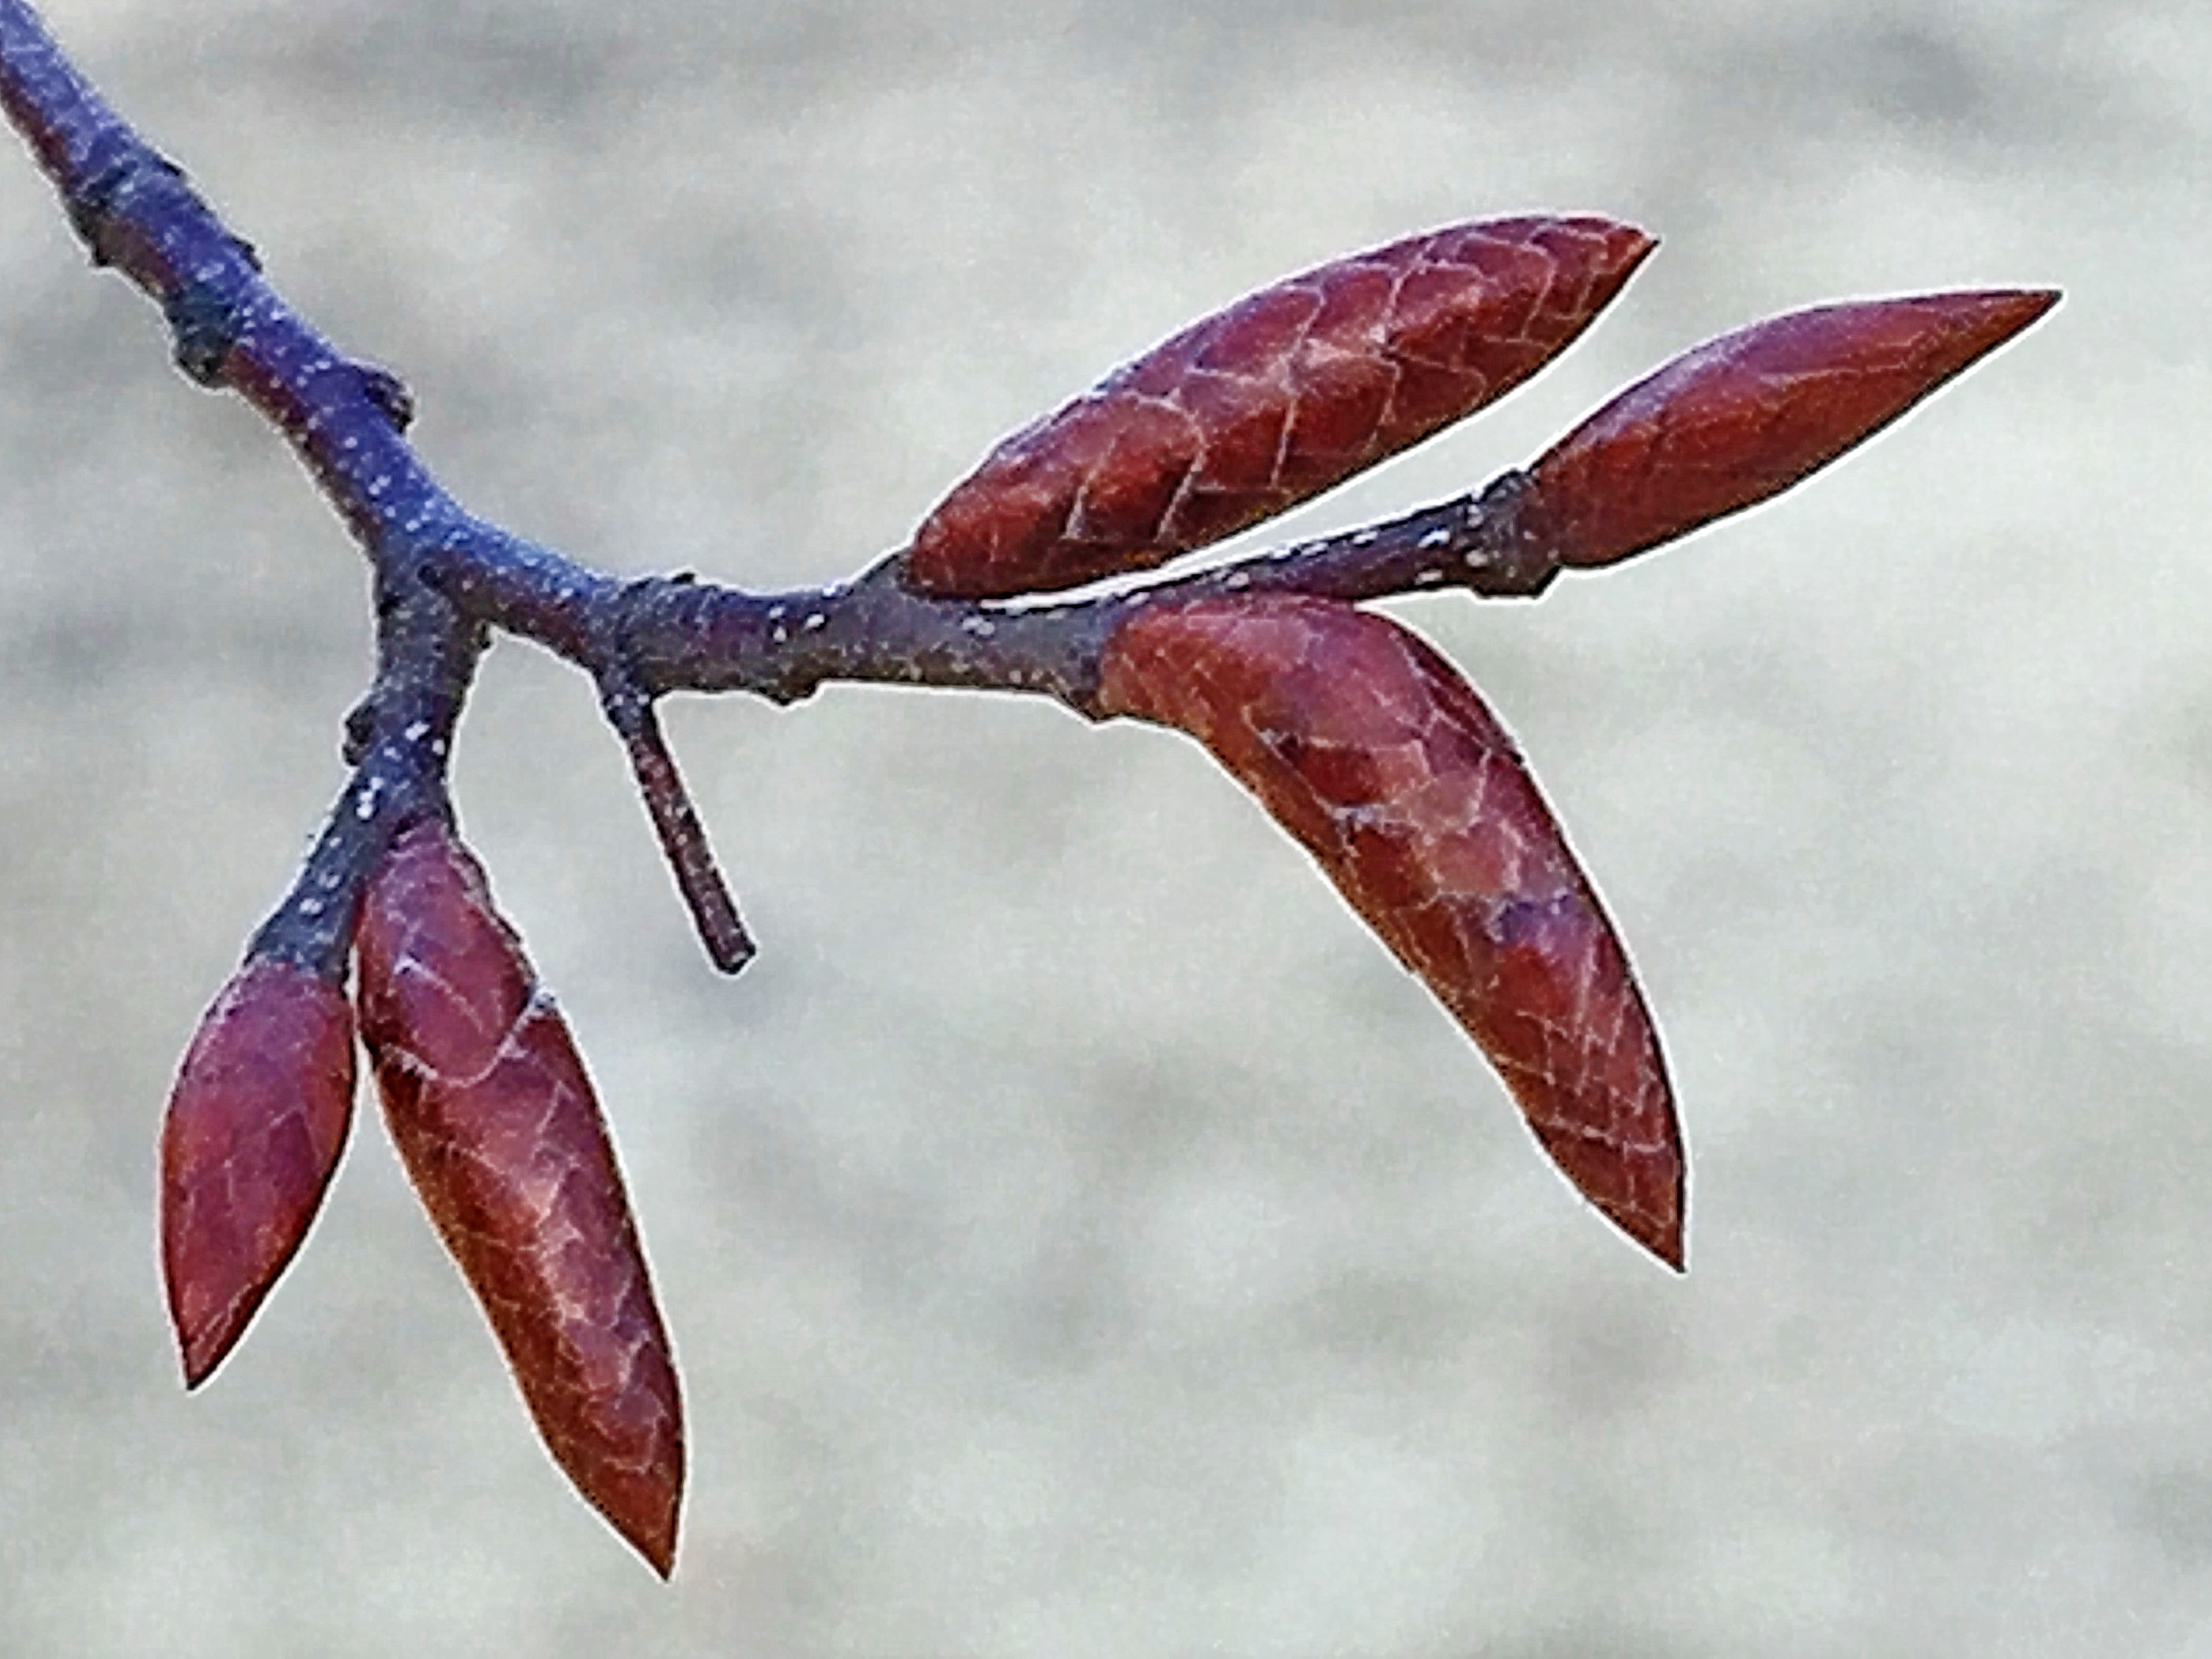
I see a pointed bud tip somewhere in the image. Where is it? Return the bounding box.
[1981,285,2061,326]
[1533,1118,1686,1273]
[1603,1162,1685,1272]
[1921,286,2061,357]
[582,1455,682,1578]
[599,1425,683,1579]
[1628,1211,1686,1274]
[176,1320,233,1390]
[584,1415,685,1576]
[635,1517,678,1581]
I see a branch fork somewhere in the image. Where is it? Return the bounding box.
[0,0,2056,1576]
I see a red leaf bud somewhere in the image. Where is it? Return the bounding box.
[356,819,685,1576]
[1100,595,1684,1267]
[160,956,357,1387]
[1521,288,2060,569]
[907,216,1656,598]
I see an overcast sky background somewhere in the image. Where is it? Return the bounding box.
[0,2,2204,1654]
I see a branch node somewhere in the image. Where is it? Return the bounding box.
[61,140,148,264]
[355,361,415,432]
[1459,469,1561,597]
[342,695,377,768]
[163,282,241,388]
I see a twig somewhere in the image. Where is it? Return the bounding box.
[0,0,1577,965]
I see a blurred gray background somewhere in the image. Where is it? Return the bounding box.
[0,1,2194,1653]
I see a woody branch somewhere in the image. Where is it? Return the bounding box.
[0,0,1580,972]
[7,0,2061,1574]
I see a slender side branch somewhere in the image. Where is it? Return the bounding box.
[597,657,753,973]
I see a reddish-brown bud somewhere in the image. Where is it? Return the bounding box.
[907,216,1657,598]
[161,956,357,1386]
[355,819,685,1577]
[1100,595,1683,1268]
[1521,288,2060,569]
